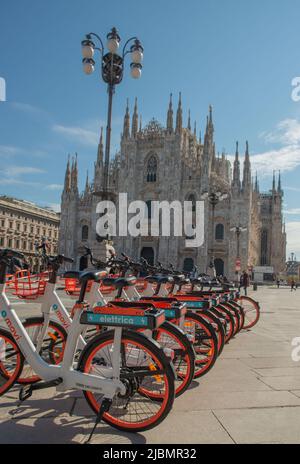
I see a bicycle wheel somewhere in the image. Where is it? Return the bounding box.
[79,329,175,432]
[211,306,235,343]
[184,312,218,378]
[228,301,245,331]
[237,296,260,329]
[201,309,226,355]
[0,328,24,395]
[152,321,195,397]
[221,303,241,336]
[17,317,67,384]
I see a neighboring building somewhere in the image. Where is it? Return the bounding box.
[0,196,60,272]
[59,95,286,279]
[286,254,300,282]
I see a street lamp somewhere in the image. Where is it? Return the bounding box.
[202,191,228,277]
[230,225,247,286]
[81,27,144,197]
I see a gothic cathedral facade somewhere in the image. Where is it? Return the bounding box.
[59,94,286,278]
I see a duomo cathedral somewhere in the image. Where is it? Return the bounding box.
[59,94,286,279]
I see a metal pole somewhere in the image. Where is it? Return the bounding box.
[211,202,216,277]
[103,83,114,194]
[236,228,241,287]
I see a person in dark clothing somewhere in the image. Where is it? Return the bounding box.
[240,271,250,296]
[7,256,22,274]
[291,280,297,292]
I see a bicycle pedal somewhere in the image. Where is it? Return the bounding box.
[19,384,33,402]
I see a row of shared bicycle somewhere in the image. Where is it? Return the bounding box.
[0,247,260,442]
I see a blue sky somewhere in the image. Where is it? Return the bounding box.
[1,0,300,256]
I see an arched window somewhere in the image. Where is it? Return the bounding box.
[260,229,268,265]
[146,156,157,182]
[214,258,224,277]
[215,223,224,240]
[81,225,89,241]
[183,258,194,272]
[140,247,154,266]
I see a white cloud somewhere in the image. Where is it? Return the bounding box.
[44,203,61,213]
[284,208,300,215]
[53,124,99,146]
[10,102,49,118]
[261,119,300,145]
[286,222,300,256]
[229,118,300,177]
[2,166,45,177]
[45,184,63,191]
[0,145,22,157]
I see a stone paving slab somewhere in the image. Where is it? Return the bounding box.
[259,376,300,390]
[174,390,300,411]
[254,367,300,377]
[213,406,300,444]
[240,357,298,369]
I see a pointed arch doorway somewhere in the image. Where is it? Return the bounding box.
[140,247,154,266]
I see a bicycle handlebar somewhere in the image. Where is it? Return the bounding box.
[0,248,25,262]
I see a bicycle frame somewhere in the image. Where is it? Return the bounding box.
[0,282,126,397]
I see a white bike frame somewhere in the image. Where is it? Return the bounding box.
[0,282,126,397]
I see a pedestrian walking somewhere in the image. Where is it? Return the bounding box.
[240,270,250,296]
[291,279,297,292]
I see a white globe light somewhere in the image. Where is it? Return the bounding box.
[107,38,119,53]
[83,61,95,75]
[131,49,143,64]
[82,45,94,59]
[131,64,142,79]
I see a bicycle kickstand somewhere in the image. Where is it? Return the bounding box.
[84,398,112,444]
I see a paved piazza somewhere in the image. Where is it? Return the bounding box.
[1,287,300,444]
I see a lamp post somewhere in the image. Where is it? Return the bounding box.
[81,27,144,197]
[202,191,228,277]
[230,225,247,286]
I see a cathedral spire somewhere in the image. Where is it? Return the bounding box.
[208,105,214,134]
[63,155,71,193]
[123,99,130,139]
[131,97,138,138]
[242,141,251,192]
[255,171,259,193]
[175,92,183,134]
[71,153,78,193]
[166,93,173,133]
[84,170,89,195]
[139,115,142,133]
[272,170,276,192]
[232,141,241,192]
[278,170,282,193]
[187,109,191,131]
[97,127,104,164]
[194,121,197,138]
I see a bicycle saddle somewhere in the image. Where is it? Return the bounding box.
[145,275,174,284]
[102,276,137,288]
[171,274,189,285]
[64,270,107,282]
[190,277,202,285]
